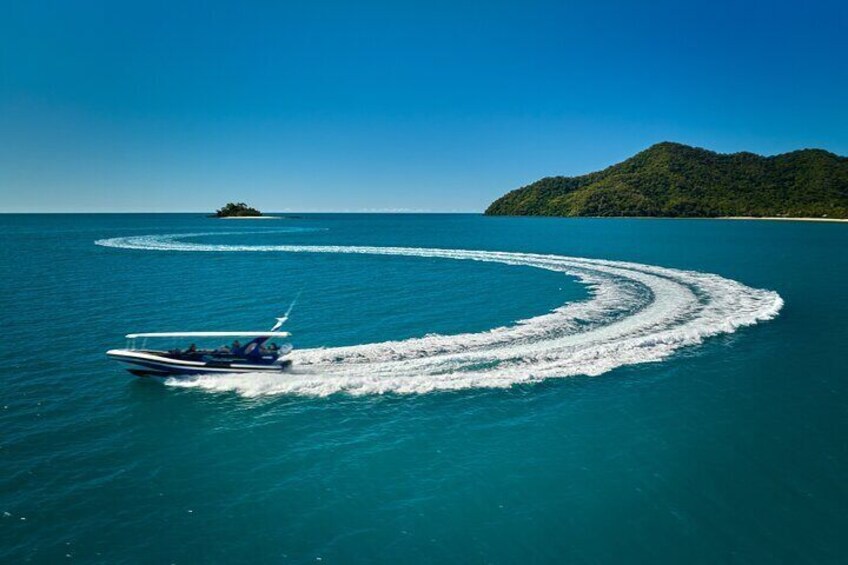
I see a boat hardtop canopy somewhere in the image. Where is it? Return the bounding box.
[125,331,291,339]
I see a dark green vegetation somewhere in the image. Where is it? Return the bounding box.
[214,202,262,217]
[485,142,848,218]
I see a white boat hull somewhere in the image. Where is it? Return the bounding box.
[107,349,291,377]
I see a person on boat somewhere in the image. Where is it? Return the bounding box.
[231,340,241,352]
[187,343,197,353]
[244,342,262,358]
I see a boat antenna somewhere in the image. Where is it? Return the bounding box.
[271,291,301,330]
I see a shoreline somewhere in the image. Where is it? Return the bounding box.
[718,216,848,223]
[487,214,848,223]
[217,215,282,220]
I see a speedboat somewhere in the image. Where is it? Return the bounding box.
[107,317,294,377]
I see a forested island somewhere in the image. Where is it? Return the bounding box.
[214,202,263,217]
[485,142,848,219]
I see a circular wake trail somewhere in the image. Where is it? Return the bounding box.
[96,233,783,396]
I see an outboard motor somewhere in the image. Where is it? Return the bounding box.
[274,343,293,364]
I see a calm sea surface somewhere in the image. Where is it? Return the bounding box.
[1,214,846,563]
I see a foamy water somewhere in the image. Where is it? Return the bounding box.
[95,232,783,396]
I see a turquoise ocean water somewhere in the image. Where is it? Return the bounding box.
[1,214,846,563]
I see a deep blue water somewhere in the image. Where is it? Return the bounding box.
[1,214,846,563]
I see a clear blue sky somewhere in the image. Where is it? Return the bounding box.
[1,0,846,212]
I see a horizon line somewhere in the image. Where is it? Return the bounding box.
[0,210,483,215]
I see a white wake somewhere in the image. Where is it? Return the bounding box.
[96,233,783,396]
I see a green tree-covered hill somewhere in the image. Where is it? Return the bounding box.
[215,202,262,217]
[485,142,848,218]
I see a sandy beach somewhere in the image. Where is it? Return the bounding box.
[218,215,282,220]
[720,216,848,223]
